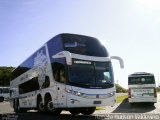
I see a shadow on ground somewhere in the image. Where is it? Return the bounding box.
[112,98,156,113]
[0,112,107,120]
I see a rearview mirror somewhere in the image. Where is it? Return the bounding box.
[110,56,124,69]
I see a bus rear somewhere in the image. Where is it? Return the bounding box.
[128,72,157,105]
[0,87,10,102]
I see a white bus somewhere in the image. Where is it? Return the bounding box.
[0,87,10,102]
[10,33,124,115]
[128,72,157,105]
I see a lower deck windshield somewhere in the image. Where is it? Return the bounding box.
[68,60,114,88]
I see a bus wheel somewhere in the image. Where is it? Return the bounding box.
[46,99,62,115]
[149,103,154,106]
[0,97,4,102]
[69,109,80,115]
[38,100,45,112]
[81,107,96,115]
[129,103,135,106]
[14,99,22,113]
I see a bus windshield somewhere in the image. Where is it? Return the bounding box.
[68,60,114,88]
[128,76,155,85]
[62,34,108,57]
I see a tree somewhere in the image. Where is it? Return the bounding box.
[0,67,15,86]
[115,84,128,93]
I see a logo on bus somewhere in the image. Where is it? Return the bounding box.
[34,50,48,89]
[73,60,91,64]
[96,94,99,98]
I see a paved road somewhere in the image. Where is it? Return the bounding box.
[0,94,160,120]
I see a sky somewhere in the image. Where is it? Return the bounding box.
[0,0,160,88]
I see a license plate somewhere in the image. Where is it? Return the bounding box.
[93,101,101,104]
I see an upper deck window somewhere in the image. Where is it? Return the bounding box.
[62,34,109,57]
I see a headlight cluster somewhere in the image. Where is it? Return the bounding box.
[66,89,115,98]
[108,91,115,97]
[66,89,84,96]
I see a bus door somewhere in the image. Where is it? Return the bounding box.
[53,62,67,108]
[56,83,67,107]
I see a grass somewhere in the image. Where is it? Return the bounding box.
[95,95,128,110]
[96,106,106,110]
[157,88,160,92]
[116,95,128,103]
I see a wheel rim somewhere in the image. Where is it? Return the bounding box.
[81,107,96,115]
[69,109,80,115]
[47,101,54,112]
[39,101,45,111]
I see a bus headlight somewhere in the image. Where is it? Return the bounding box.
[75,92,84,96]
[108,91,115,97]
[66,89,84,96]
[66,89,72,93]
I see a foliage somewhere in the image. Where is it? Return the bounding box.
[115,84,128,93]
[157,87,160,92]
[0,66,14,86]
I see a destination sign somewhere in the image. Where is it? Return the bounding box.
[73,60,92,65]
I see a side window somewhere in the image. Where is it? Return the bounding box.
[52,62,66,83]
[104,72,111,83]
[41,76,50,89]
[19,77,40,94]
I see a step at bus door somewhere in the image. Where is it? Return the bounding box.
[56,84,67,108]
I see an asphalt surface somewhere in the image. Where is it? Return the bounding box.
[0,94,160,120]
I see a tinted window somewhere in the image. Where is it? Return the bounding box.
[62,34,108,57]
[128,76,155,85]
[19,77,40,94]
[68,59,114,88]
[41,76,50,89]
[52,62,66,83]
[12,47,46,80]
[69,61,95,84]
[95,62,114,85]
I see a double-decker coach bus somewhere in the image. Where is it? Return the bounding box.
[128,72,157,105]
[10,33,124,115]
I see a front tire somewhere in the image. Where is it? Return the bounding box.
[81,107,96,115]
[69,109,80,115]
[0,97,4,102]
[37,100,46,112]
[14,99,26,113]
[46,98,62,115]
